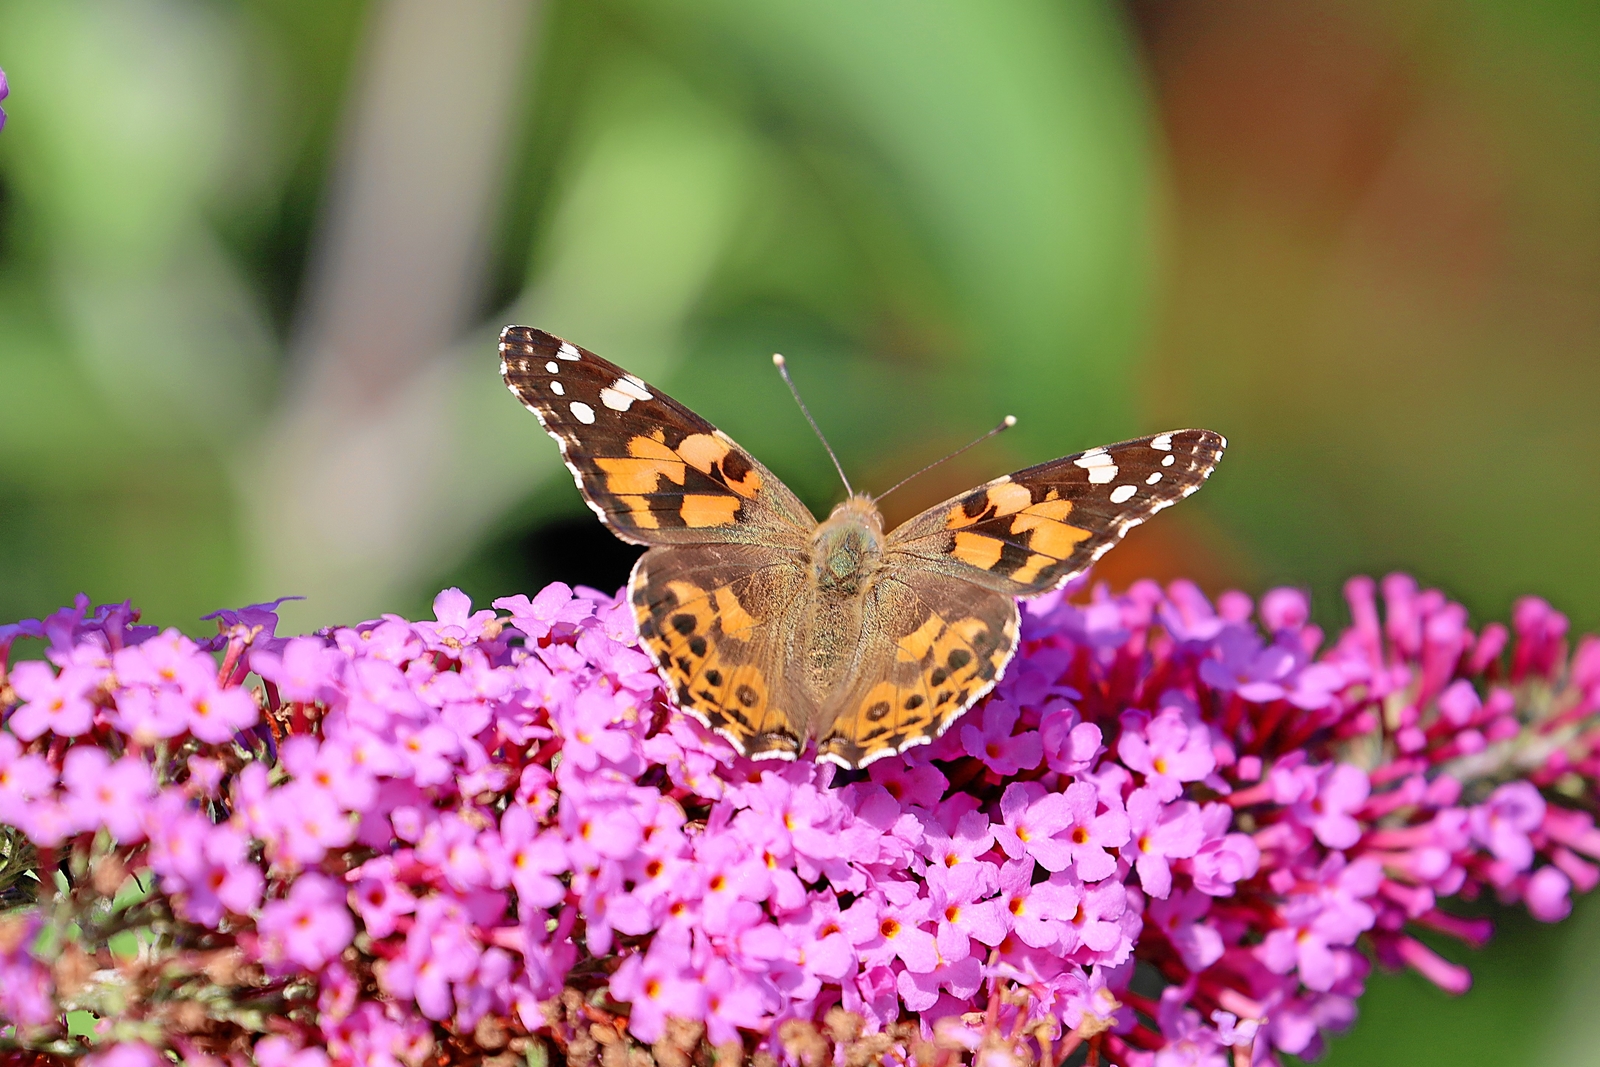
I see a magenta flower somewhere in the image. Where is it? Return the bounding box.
[257,874,355,971]
[856,892,938,973]
[1469,781,1545,871]
[60,747,152,843]
[0,733,55,827]
[251,636,345,704]
[993,781,1076,872]
[1117,706,1215,801]
[84,1043,164,1067]
[609,952,705,1043]
[494,583,593,640]
[996,859,1072,950]
[7,660,98,739]
[1121,788,1203,899]
[348,857,417,938]
[2,569,1599,1065]
[960,700,1042,775]
[1056,780,1131,881]
[926,864,1005,961]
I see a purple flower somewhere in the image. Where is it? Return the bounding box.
[1148,889,1224,971]
[1122,788,1203,899]
[959,700,1042,775]
[1063,877,1128,957]
[257,874,355,971]
[926,864,1005,961]
[494,583,593,640]
[610,951,705,1043]
[184,669,260,743]
[1526,865,1572,922]
[1284,762,1370,851]
[415,588,500,651]
[348,857,416,938]
[993,781,1076,873]
[7,660,98,739]
[0,569,1597,1063]
[1469,781,1546,871]
[500,803,568,910]
[855,891,938,973]
[557,686,640,772]
[1055,780,1130,881]
[60,747,151,843]
[702,958,769,1044]
[0,69,9,134]
[0,733,55,828]
[84,1043,164,1067]
[996,859,1073,950]
[1118,706,1215,802]
[251,636,345,704]
[1040,706,1104,775]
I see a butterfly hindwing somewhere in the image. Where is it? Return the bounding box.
[886,430,1226,597]
[815,571,1019,768]
[500,326,815,547]
[629,543,812,760]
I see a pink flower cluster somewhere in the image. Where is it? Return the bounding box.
[0,572,1597,1067]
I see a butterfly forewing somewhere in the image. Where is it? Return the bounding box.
[500,326,815,547]
[885,430,1226,597]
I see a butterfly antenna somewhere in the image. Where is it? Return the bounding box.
[875,415,1017,503]
[773,354,853,496]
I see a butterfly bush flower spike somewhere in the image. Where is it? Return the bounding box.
[0,571,1597,1066]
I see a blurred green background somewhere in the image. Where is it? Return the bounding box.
[0,1,1596,1062]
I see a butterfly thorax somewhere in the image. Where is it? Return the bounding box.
[809,496,886,597]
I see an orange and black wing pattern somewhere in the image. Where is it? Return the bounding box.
[500,326,815,548]
[887,430,1226,597]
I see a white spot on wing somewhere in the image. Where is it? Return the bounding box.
[600,376,654,411]
[569,401,596,423]
[1075,450,1118,484]
[550,381,564,395]
[1162,455,1175,467]
[557,342,581,361]
[1110,484,1138,504]
[545,361,559,373]
[1151,433,1173,451]
[1146,472,1162,485]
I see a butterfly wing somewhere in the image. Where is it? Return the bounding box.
[814,570,1019,768]
[501,326,816,547]
[885,430,1226,596]
[629,543,815,760]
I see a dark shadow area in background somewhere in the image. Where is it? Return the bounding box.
[440,513,644,614]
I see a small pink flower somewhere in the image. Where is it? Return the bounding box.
[8,661,97,739]
[611,951,706,1043]
[257,874,355,971]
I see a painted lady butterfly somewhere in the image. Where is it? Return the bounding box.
[501,326,1224,768]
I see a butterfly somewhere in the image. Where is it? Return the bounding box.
[500,326,1225,768]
